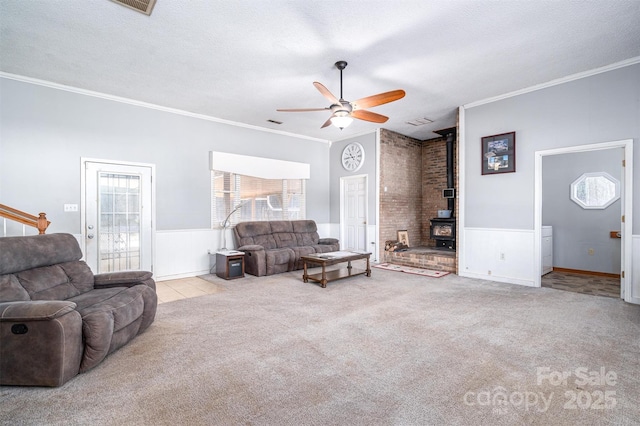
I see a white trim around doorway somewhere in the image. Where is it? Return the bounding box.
[534,139,634,303]
[80,157,157,274]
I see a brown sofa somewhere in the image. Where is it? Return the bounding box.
[233,220,339,276]
[0,233,157,387]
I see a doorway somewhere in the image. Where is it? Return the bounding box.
[340,175,368,251]
[82,159,155,274]
[534,139,633,303]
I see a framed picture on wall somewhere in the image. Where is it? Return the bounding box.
[481,131,516,175]
[397,230,410,247]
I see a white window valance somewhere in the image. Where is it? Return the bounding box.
[209,151,310,180]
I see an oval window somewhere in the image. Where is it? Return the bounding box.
[570,172,620,209]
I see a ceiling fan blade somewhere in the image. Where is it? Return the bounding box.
[313,82,341,104]
[352,89,406,110]
[321,116,334,128]
[351,109,389,123]
[277,108,329,112]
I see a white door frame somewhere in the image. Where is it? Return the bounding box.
[340,174,368,251]
[534,139,634,303]
[81,157,156,273]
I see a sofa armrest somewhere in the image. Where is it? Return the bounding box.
[238,244,265,252]
[0,300,77,321]
[237,245,266,276]
[318,238,339,245]
[0,300,83,387]
[94,271,154,289]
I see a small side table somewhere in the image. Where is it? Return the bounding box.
[216,250,245,280]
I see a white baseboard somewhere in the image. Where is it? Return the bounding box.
[459,270,537,287]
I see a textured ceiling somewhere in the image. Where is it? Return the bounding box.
[1,1,639,142]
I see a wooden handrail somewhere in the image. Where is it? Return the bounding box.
[0,204,50,234]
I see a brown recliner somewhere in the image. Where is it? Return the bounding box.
[0,233,157,387]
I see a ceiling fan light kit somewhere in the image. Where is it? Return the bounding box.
[277,61,405,130]
[330,111,353,129]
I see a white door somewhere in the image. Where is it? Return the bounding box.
[84,161,154,273]
[342,176,367,251]
[619,154,626,298]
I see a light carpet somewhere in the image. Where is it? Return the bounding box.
[373,262,450,278]
[1,268,639,425]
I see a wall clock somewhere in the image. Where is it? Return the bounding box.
[341,142,365,172]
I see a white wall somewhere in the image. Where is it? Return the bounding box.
[0,76,333,280]
[460,60,639,303]
[329,131,380,257]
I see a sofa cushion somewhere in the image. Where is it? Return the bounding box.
[234,222,276,248]
[0,274,30,302]
[273,232,298,248]
[269,221,294,233]
[16,261,94,301]
[292,220,318,233]
[265,248,294,275]
[253,234,277,249]
[292,220,320,246]
[68,286,152,372]
[290,246,317,269]
[0,233,83,275]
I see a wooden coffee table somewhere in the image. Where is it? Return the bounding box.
[301,250,371,288]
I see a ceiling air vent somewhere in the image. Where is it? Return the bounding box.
[406,117,433,126]
[110,0,157,15]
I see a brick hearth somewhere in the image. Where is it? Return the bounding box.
[384,247,457,273]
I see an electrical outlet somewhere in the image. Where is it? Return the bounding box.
[499,252,505,261]
[588,248,595,256]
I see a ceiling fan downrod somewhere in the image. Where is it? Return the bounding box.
[335,61,347,100]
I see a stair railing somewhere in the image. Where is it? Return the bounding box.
[0,204,50,236]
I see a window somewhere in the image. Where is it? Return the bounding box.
[211,172,305,227]
[570,172,620,209]
[210,152,310,228]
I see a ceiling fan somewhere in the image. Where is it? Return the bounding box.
[277,61,406,129]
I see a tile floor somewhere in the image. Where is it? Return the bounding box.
[156,276,222,304]
[541,270,621,299]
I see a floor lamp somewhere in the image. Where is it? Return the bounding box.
[220,201,248,251]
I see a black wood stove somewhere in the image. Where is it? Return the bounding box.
[430,218,456,250]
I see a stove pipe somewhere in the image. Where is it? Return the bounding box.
[446,131,455,213]
[433,128,456,215]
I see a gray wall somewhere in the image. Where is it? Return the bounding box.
[0,78,330,233]
[542,149,623,274]
[465,62,640,233]
[329,132,378,226]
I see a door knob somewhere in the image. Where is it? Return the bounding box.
[87,234,94,239]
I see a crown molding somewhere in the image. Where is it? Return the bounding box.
[0,72,331,144]
[464,56,640,109]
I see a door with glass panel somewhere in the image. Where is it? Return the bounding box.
[84,161,153,273]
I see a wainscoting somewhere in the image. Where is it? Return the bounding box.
[155,223,337,281]
[459,227,536,287]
